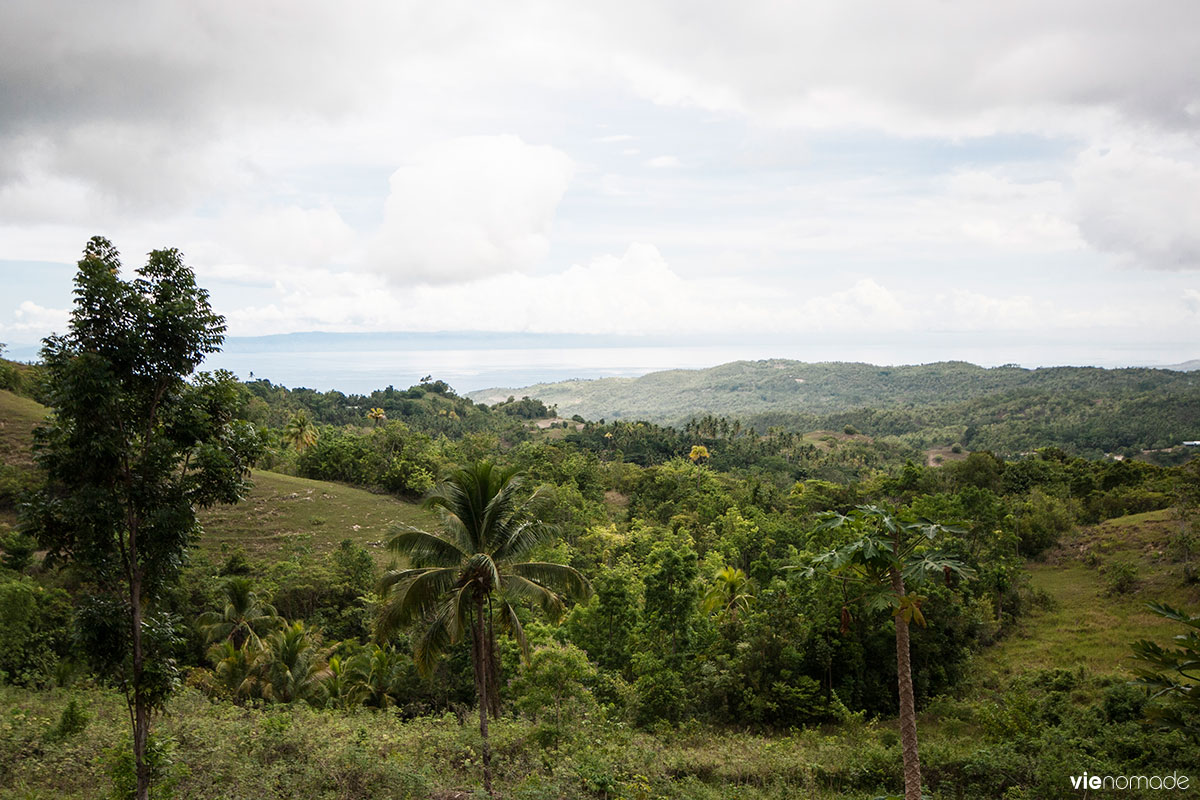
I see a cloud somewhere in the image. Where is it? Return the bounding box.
[369,136,574,284]
[1073,141,1200,270]
[0,300,69,340]
[644,156,682,169]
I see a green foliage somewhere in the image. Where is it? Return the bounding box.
[1104,560,1139,595]
[105,733,181,800]
[1130,602,1200,737]
[0,528,37,572]
[511,642,599,749]
[0,574,72,685]
[47,696,90,741]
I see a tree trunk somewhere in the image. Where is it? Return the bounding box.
[473,597,494,797]
[486,601,501,718]
[130,568,151,800]
[890,564,922,800]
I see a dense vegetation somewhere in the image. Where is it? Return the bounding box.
[2,314,1200,797]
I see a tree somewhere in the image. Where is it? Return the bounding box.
[368,407,387,427]
[283,409,317,451]
[701,565,756,621]
[798,505,974,800]
[24,237,263,800]
[197,577,282,649]
[259,621,331,705]
[375,461,591,796]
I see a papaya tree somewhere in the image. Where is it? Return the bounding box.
[797,505,974,800]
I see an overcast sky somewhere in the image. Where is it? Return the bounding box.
[2,1,1199,369]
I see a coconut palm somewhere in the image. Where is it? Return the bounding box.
[197,577,283,649]
[701,565,755,621]
[376,461,591,796]
[260,621,331,705]
[208,640,262,702]
[283,409,317,451]
[368,407,387,427]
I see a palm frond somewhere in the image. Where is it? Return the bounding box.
[493,520,556,563]
[511,561,592,601]
[385,526,467,567]
[503,574,565,619]
[376,567,460,639]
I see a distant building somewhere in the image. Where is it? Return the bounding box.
[1184,441,1200,446]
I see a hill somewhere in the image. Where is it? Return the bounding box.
[469,359,1200,456]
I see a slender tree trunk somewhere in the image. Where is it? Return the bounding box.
[486,600,500,717]
[130,566,151,800]
[473,597,494,797]
[890,564,922,800]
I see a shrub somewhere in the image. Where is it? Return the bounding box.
[1104,560,1138,595]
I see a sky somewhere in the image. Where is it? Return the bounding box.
[2,1,1199,383]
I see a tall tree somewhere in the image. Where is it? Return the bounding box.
[376,461,591,796]
[25,237,263,800]
[799,505,974,800]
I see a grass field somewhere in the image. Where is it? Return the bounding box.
[0,389,45,469]
[977,508,1200,682]
[196,470,435,565]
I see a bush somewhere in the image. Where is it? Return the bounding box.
[1104,560,1139,595]
[47,696,90,741]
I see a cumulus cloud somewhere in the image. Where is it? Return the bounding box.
[0,300,69,339]
[1073,141,1200,270]
[369,136,574,284]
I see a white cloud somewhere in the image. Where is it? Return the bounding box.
[0,300,69,340]
[644,156,682,169]
[1073,141,1200,270]
[369,136,575,284]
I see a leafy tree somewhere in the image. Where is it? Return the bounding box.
[375,461,591,796]
[511,642,599,750]
[800,505,974,800]
[24,237,263,800]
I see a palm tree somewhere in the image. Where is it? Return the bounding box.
[376,461,592,796]
[283,409,317,451]
[701,565,755,621]
[260,621,331,705]
[197,577,283,649]
[800,505,974,800]
[208,640,263,702]
[368,407,387,427]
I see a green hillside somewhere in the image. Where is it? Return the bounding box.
[196,469,433,564]
[469,359,1200,456]
[981,509,1200,680]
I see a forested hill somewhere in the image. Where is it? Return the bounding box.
[469,359,1200,455]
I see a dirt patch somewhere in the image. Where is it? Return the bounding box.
[925,446,969,467]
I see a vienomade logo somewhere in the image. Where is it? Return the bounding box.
[1069,772,1190,791]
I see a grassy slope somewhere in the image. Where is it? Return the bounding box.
[979,508,1200,681]
[0,389,45,468]
[196,469,433,565]
[0,389,434,560]
[0,389,46,527]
